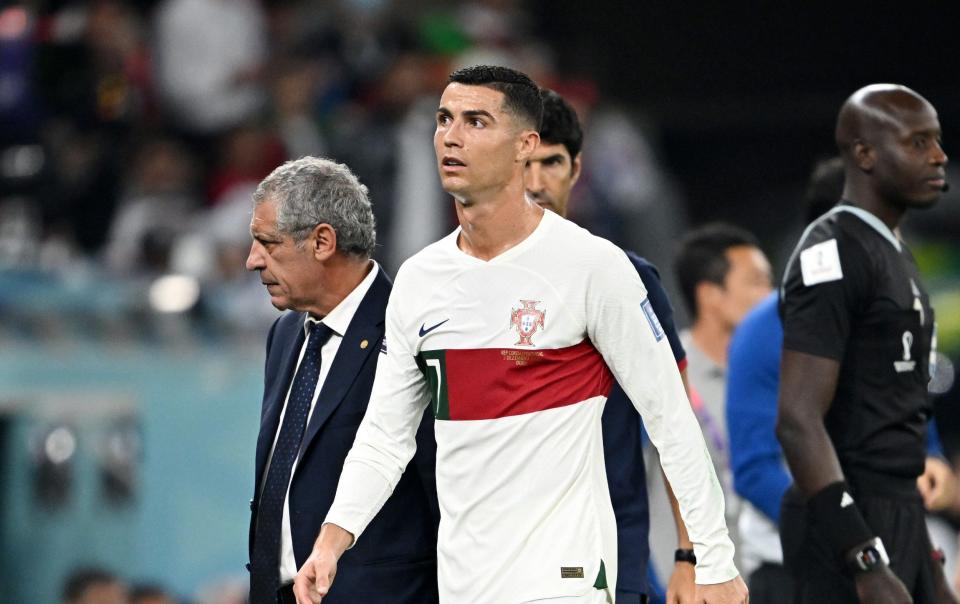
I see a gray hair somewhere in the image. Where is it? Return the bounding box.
[253,156,376,258]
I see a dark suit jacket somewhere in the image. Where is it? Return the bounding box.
[248,269,439,603]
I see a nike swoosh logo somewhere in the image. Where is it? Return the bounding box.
[419,319,449,337]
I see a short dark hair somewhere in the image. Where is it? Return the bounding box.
[804,156,843,224]
[448,65,543,130]
[539,88,583,160]
[674,222,760,318]
[62,567,120,603]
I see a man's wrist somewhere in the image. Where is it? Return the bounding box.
[315,523,354,557]
[807,480,874,561]
[674,548,697,565]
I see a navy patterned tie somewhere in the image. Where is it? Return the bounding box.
[250,321,333,604]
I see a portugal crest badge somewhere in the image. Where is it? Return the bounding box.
[510,300,545,346]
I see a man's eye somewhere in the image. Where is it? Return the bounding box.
[472,119,485,128]
[914,136,929,149]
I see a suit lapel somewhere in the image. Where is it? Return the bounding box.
[297,270,390,463]
[254,314,306,490]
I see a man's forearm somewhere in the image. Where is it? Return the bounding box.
[664,470,693,548]
[776,413,844,496]
[777,352,882,570]
[776,350,846,496]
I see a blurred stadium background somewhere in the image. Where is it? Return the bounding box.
[1,1,958,602]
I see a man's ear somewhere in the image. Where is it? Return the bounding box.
[853,139,875,171]
[310,223,338,261]
[570,153,583,188]
[517,129,540,163]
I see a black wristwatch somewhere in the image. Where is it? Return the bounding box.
[674,548,697,565]
[845,537,889,573]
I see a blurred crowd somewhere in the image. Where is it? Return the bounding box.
[0,0,683,335]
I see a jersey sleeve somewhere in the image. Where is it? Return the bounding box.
[324,274,432,543]
[627,252,687,368]
[781,228,872,360]
[586,244,738,585]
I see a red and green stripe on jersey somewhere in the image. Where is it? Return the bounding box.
[415,340,614,421]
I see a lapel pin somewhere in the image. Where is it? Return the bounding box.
[360,339,369,349]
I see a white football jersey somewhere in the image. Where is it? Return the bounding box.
[327,209,737,603]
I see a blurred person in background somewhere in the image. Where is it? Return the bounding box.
[245,156,438,604]
[33,0,154,256]
[206,124,286,207]
[525,87,692,604]
[154,0,266,150]
[61,567,127,604]
[270,58,328,161]
[646,223,772,596]
[103,136,199,275]
[728,157,959,602]
[777,84,953,603]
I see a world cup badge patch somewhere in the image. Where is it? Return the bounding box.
[641,298,665,342]
[510,300,545,346]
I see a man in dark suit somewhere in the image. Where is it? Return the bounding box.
[245,156,439,604]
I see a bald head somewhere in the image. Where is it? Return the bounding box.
[834,83,947,216]
[835,84,936,153]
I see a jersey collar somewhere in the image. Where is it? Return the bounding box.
[835,201,902,252]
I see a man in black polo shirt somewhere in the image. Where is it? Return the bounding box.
[776,84,953,603]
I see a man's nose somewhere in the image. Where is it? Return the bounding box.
[443,120,464,147]
[931,142,948,166]
[245,241,264,272]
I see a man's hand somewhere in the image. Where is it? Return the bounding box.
[854,566,912,603]
[694,575,748,603]
[293,524,354,604]
[666,561,696,603]
[917,457,957,512]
